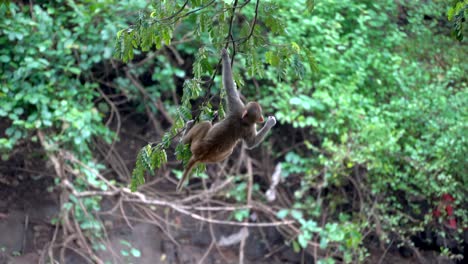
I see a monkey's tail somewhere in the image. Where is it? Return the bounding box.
[176,157,198,192]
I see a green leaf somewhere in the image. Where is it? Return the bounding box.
[68,67,82,75]
[292,240,301,253]
[0,55,10,62]
[297,233,308,248]
[265,51,280,66]
[119,240,131,247]
[233,209,250,222]
[290,209,303,220]
[143,145,153,170]
[276,209,289,219]
[305,0,315,13]
[319,237,328,249]
[130,248,141,258]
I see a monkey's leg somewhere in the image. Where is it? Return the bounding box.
[185,120,195,132]
[188,121,212,153]
[176,156,198,192]
[177,122,211,191]
[180,120,195,144]
[177,122,213,192]
[181,121,211,145]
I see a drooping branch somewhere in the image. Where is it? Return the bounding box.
[153,0,216,24]
[226,0,240,66]
[237,0,260,45]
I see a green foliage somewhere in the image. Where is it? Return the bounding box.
[130,143,168,192]
[119,240,141,260]
[266,0,467,260]
[115,0,317,76]
[123,0,319,190]
[0,0,148,255]
[116,0,467,260]
[448,0,468,40]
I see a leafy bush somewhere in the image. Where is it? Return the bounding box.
[120,0,467,261]
[0,0,147,256]
[267,0,467,259]
[1,0,466,262]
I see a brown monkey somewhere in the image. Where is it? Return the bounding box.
[176,48,276,192]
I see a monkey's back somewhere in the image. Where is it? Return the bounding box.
[194,116,245,163]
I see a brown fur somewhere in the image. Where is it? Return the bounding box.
[176,105,262,191]
[176,49,275,192]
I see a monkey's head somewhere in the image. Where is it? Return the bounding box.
[242,102,264,124]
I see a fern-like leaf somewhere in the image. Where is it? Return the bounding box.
[131,149,146,191]
[142,144,153,173]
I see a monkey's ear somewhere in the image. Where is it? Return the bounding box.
[242,110,248,119]
[258,116,264,123]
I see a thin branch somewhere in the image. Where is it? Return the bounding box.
[193,0,244,120]
[238,0,252,9]
[152,0,216,25]
[239,156,253,264]
[181,177,234,203]
[96,86,121,163]
[125,69,174,124]
[154,0,189,22]
[63,182,294,227]
[226,0,239,66]
[238,0,260,44]
[198,241,215,264]
[176,0,217,20]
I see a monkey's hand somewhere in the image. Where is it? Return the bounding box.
[266,116,276,127]
[221,48,228,58]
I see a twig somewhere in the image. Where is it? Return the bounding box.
[172,0,216,22]
[21,214,29,253]
[63,182,294,227]
[237,0,260,44]
[206,215,229,262]
[71,210,104,264]
[198,240,215,264]
[28,0,36,21]
[195,0,247,120]
[119,196,134,230]
[60,243,94,264]
[166,45,185,65]
[96,85,122,162]
[60,151,115,189]
[153,0,189,23]
[239,156,253,264]
[40,217,61,264]
[377,239,393,264]
[265,163,282,202]
[226,0,239,66]
[133,203,180,246]
[181,177,234,203]
[125,69,174,124]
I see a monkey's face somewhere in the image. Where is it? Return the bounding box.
[243,102,264,123]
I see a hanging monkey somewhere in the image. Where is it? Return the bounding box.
[176,48,276,192]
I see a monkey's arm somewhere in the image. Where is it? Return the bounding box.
[221,49,244,114]
[244,116,276,149]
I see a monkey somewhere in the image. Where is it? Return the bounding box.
[176,48,276,192]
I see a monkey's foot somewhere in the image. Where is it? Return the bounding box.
[185,120,195,131]
[212,111,219,122]
[180,120,195,143]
